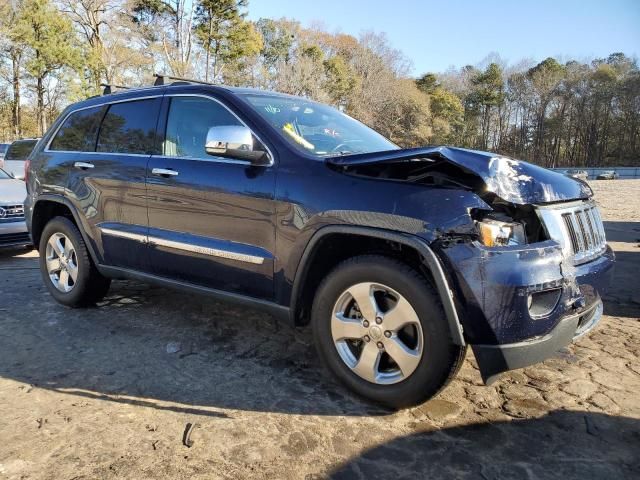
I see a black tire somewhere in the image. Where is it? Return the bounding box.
[311,255,466,409]
[38,216,111,307]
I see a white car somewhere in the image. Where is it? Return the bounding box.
[0,143,10,161]
[2,139,39,180]
[0,168,30,249]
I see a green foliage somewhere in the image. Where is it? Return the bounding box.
[416,73,438,94]
[13,0,80,79]
[429,88,464,143]
[256,18,296,67]
[323,56,359,105]
[194,0,260,82]
[301,44,323,62]
[10,0,80,134]
[0,2,637,166]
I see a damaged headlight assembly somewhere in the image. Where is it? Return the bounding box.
[476,217,527,247]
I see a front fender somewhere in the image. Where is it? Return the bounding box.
[288,225,466,346]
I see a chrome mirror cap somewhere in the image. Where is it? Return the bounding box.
[205,125,270,165]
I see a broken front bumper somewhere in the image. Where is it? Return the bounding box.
[471,299,603,384]
[438,241,614,383]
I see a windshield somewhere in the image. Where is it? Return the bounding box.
[240,94,398,157]
[6,140,37,161]
[0,144,9,154]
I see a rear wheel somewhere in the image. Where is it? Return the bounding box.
[39,216,111,307]
[312,255,466,408]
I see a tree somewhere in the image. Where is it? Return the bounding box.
[0,1,25,136]
[527,58,565,163]
[323,55,358,106]
[429,87,464,144]
[131,0,195,77]
[62,0,151,93]
[416,73,438,94]
[256,17,295,68]
[467,63,504,149]
[13,0,80,134]
[193,0,261,83]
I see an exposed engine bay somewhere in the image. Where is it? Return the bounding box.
[327,146,593,245]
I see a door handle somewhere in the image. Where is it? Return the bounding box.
[74,162,94,170]
[152,168,179,177]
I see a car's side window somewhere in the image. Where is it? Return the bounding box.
[49,106,105,152]
[97,99,161,155]
[164,96,243,159]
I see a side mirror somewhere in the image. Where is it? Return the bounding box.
[205,125,271,166]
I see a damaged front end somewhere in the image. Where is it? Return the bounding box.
[327,146,614,383]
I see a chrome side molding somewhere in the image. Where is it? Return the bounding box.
[148,237,264,265]
[98,226,265,265]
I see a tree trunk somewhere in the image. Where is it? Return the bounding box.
[37,76,46,136]
[204,16,213,82]
[11,50,21,137]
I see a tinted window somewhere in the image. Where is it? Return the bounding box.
[97,99,161,154]
[50,106,104,152]
[5,140,38,160]
[164,97,242,158]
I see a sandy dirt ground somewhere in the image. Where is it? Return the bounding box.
[0,180,638,480]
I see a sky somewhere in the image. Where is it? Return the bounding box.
[246,0,640,75]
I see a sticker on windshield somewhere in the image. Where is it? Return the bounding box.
[283,123,314,150]
[264,105,280,114]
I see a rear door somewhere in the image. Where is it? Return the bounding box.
[64,97,162,270]
[145,94,277,300]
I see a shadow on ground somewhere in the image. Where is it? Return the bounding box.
[0,254,389,418]
[0,220,636,419]
[601,222,640,319]
[603,221,640,243]
[329,411,640,479]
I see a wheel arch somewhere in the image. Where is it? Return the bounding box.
[31,195,100,266]
[290,225,466,346]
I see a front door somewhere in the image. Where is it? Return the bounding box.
[146,95,277,300]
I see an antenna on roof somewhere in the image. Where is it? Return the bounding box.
[100,83,131,96]
[153,73,216,87]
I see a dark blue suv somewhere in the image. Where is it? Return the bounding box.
[25,79,614,408]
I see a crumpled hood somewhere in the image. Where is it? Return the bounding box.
[0,178,27,204]
[327,146,592,205]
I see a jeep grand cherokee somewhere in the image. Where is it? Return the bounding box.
[24,78,614,408]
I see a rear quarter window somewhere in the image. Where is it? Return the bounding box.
[49,106,105,152]
[97,99,161,155]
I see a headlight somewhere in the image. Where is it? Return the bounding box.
[477,218,526,246]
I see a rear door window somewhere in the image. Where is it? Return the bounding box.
[97,99,161,155]
[49,106,104,152]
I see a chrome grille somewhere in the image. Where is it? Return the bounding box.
[537,201,607,265]
[0,204,25,222]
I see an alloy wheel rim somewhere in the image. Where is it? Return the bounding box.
[331,282,424,385]
[45,232,78,293]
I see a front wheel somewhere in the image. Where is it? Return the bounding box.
[311,255,466,408]
[39,216,111,307]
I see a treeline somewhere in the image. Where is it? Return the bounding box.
[0,0,638,167]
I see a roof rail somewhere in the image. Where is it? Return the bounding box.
[153,73,216,87]
[100,83,132,95]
